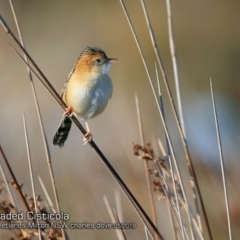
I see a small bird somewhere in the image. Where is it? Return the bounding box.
[53,46,117,147]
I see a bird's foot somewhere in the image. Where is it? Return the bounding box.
[83,132,93,145]
[64,107,73,117]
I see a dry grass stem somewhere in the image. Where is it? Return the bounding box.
[192,217,204,240]
[154,155,188,240]
[144,225,155,240]
[38,176,56,213]
[135,93,158,239]
[165,0,185,136]
[166,155,185,239]
[155,64,183,238]
[165,198,178,240]
[115,191,123,223]
[113,208,127,240]
[103,195,125,240]
[210,79,232,240]
[23,113,43,240]
[155,64,170,156]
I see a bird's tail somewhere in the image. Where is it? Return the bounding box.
[53,116,72,147]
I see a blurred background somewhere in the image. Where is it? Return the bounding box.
[0,0,240,239]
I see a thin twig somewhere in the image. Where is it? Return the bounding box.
[135,93,158,240]
[145,225,155,240]
[210,79,232,240]
[135,93,145,145]
[155,159,189,240]
[177,193,205,240]
[167,156,185,240]
[165,0,185,136]
[103,195,125,240]
[155,64,170,156]
[115,190,123,223]
[113,208,127,240]
[0,14,164,240]
[156,64,182,239]
[192,217,205,240]
[23,113,41,240]
[38,176,56,213]
[165,196,178,240]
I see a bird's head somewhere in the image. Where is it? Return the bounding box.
[75,46,117,74]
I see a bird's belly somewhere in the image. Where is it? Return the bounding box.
[68,75,113,120]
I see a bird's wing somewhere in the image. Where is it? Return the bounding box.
[61,54,82,98]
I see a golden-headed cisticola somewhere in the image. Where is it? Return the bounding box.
[53,46,117,147]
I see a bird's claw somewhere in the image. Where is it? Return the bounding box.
[83,132,93,145]
[64,107,73,117]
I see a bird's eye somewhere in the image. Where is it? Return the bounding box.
[95,58,102,64]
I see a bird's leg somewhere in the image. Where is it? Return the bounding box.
[83,121,93,144]
[64,106,73,117]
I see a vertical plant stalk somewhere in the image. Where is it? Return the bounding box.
[156,64,184,239]
[165,196,178,240]
[38,176,56,213]
[115,191,123,223]
[155,63,170,156]
[8,2,67,239]
[165,0,185,136]
[210,79,232,240]
[135,93,158,240]
[0,15,164,240]
[165,0,202,234]
[155,159,189,240]
[23,114,42,240]
[167,159,185,240]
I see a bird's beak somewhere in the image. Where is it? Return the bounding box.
[107,58,118,63]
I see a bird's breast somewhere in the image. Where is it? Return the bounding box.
[66,72,113,120]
